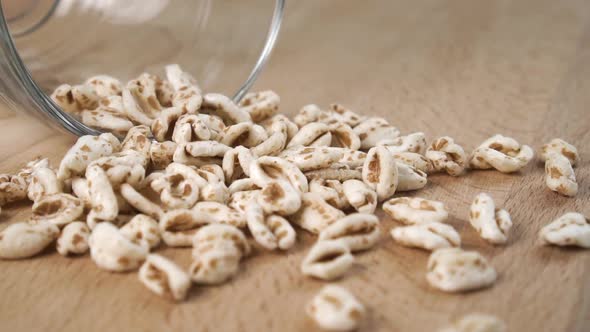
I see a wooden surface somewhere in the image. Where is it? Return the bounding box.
[1,1,589,331]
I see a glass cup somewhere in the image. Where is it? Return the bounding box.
[0,0,284,136]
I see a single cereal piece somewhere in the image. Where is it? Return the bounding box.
[362,146,398,201]
[426,248,497,292]
[391,222,461,251]
[539,212,590,248]
[17,157,50,184]
[27,167,62,203]
[290,192,346,234]
[329,104,365,127]
[0,174,28,206]
[126,74,163,118]
[201,93,251,125]
[383,197,448,225]
[396,162,428,192]
[393,152,431,173]
[251,120,289,156]
[293,104,325,127]
[149,141,177,170]
[138,254,191,302]
[30,193,84,228]
[121,125,152,158]
[122,88,156,126]
[239,90,280,122]
[85,75,123,98]
[150,162,206,209]
[86,165,119,229]
[257,180,302,216]
[57,133,120,181]
[378,132,427,154]
[338,149,367,169]
[280,146,345,172]
[304,165,362,183]
[51,84,80,114]
[318,213,381,252]
[469,193,512,245]
[56,221,90,256]
[88,222,148,272]
[184,141,231,158]
[307,285,365,332]
[342,179,377,214]
[192,201,247,228]
[469,134,534,173]
[166,64,200,92]
[0,222,59,259]
[544,153,577,197]
[438,313,506,332]
[159,209,215,247]
[249,156,309,193]
[301,240,354,280]
[120,214,161,250]
[80,105,134,137]
[540,138,579,166]
[353,117,400,149]
[425,136,467,176]
[221,122,268,148]
[329,123,361,150]
[246,202,296,250]
[287,122,332,148]
[189,224,250,284]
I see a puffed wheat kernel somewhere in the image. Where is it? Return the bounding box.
[120,214,161,250]
[318,213,381,252]
[246,202,296,250]
[383,197,448,225]
[139,254,191,301]
[0,222,59,259]
[30,193,84,228]
[290,193,346,234]
[378,132,426,154]
[469,134,534,173]
[469,193,512,245]
[307,285,365,332]
[438,313,506,332]
[539,212,590,248]
[426,248,497,292]
[89,222,148,272]
[391,222,460,251]
[544,153,577,197]
[342,179,377,214]
[301,239,354,280]
[362,146,398,201]
[56,221,90,256]
[540,138,579,166]
[425,136,467,176]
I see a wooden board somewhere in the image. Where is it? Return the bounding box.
[0,1,589,331]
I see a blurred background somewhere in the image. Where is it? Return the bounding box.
[2,0,588,139]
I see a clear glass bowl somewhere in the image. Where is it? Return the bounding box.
[0,0,284,136]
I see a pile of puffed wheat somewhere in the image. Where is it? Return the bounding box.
[0,64,586,332]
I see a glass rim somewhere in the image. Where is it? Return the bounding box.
[0,0,285,137]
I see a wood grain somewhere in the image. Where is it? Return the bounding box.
[1,1,589,331]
